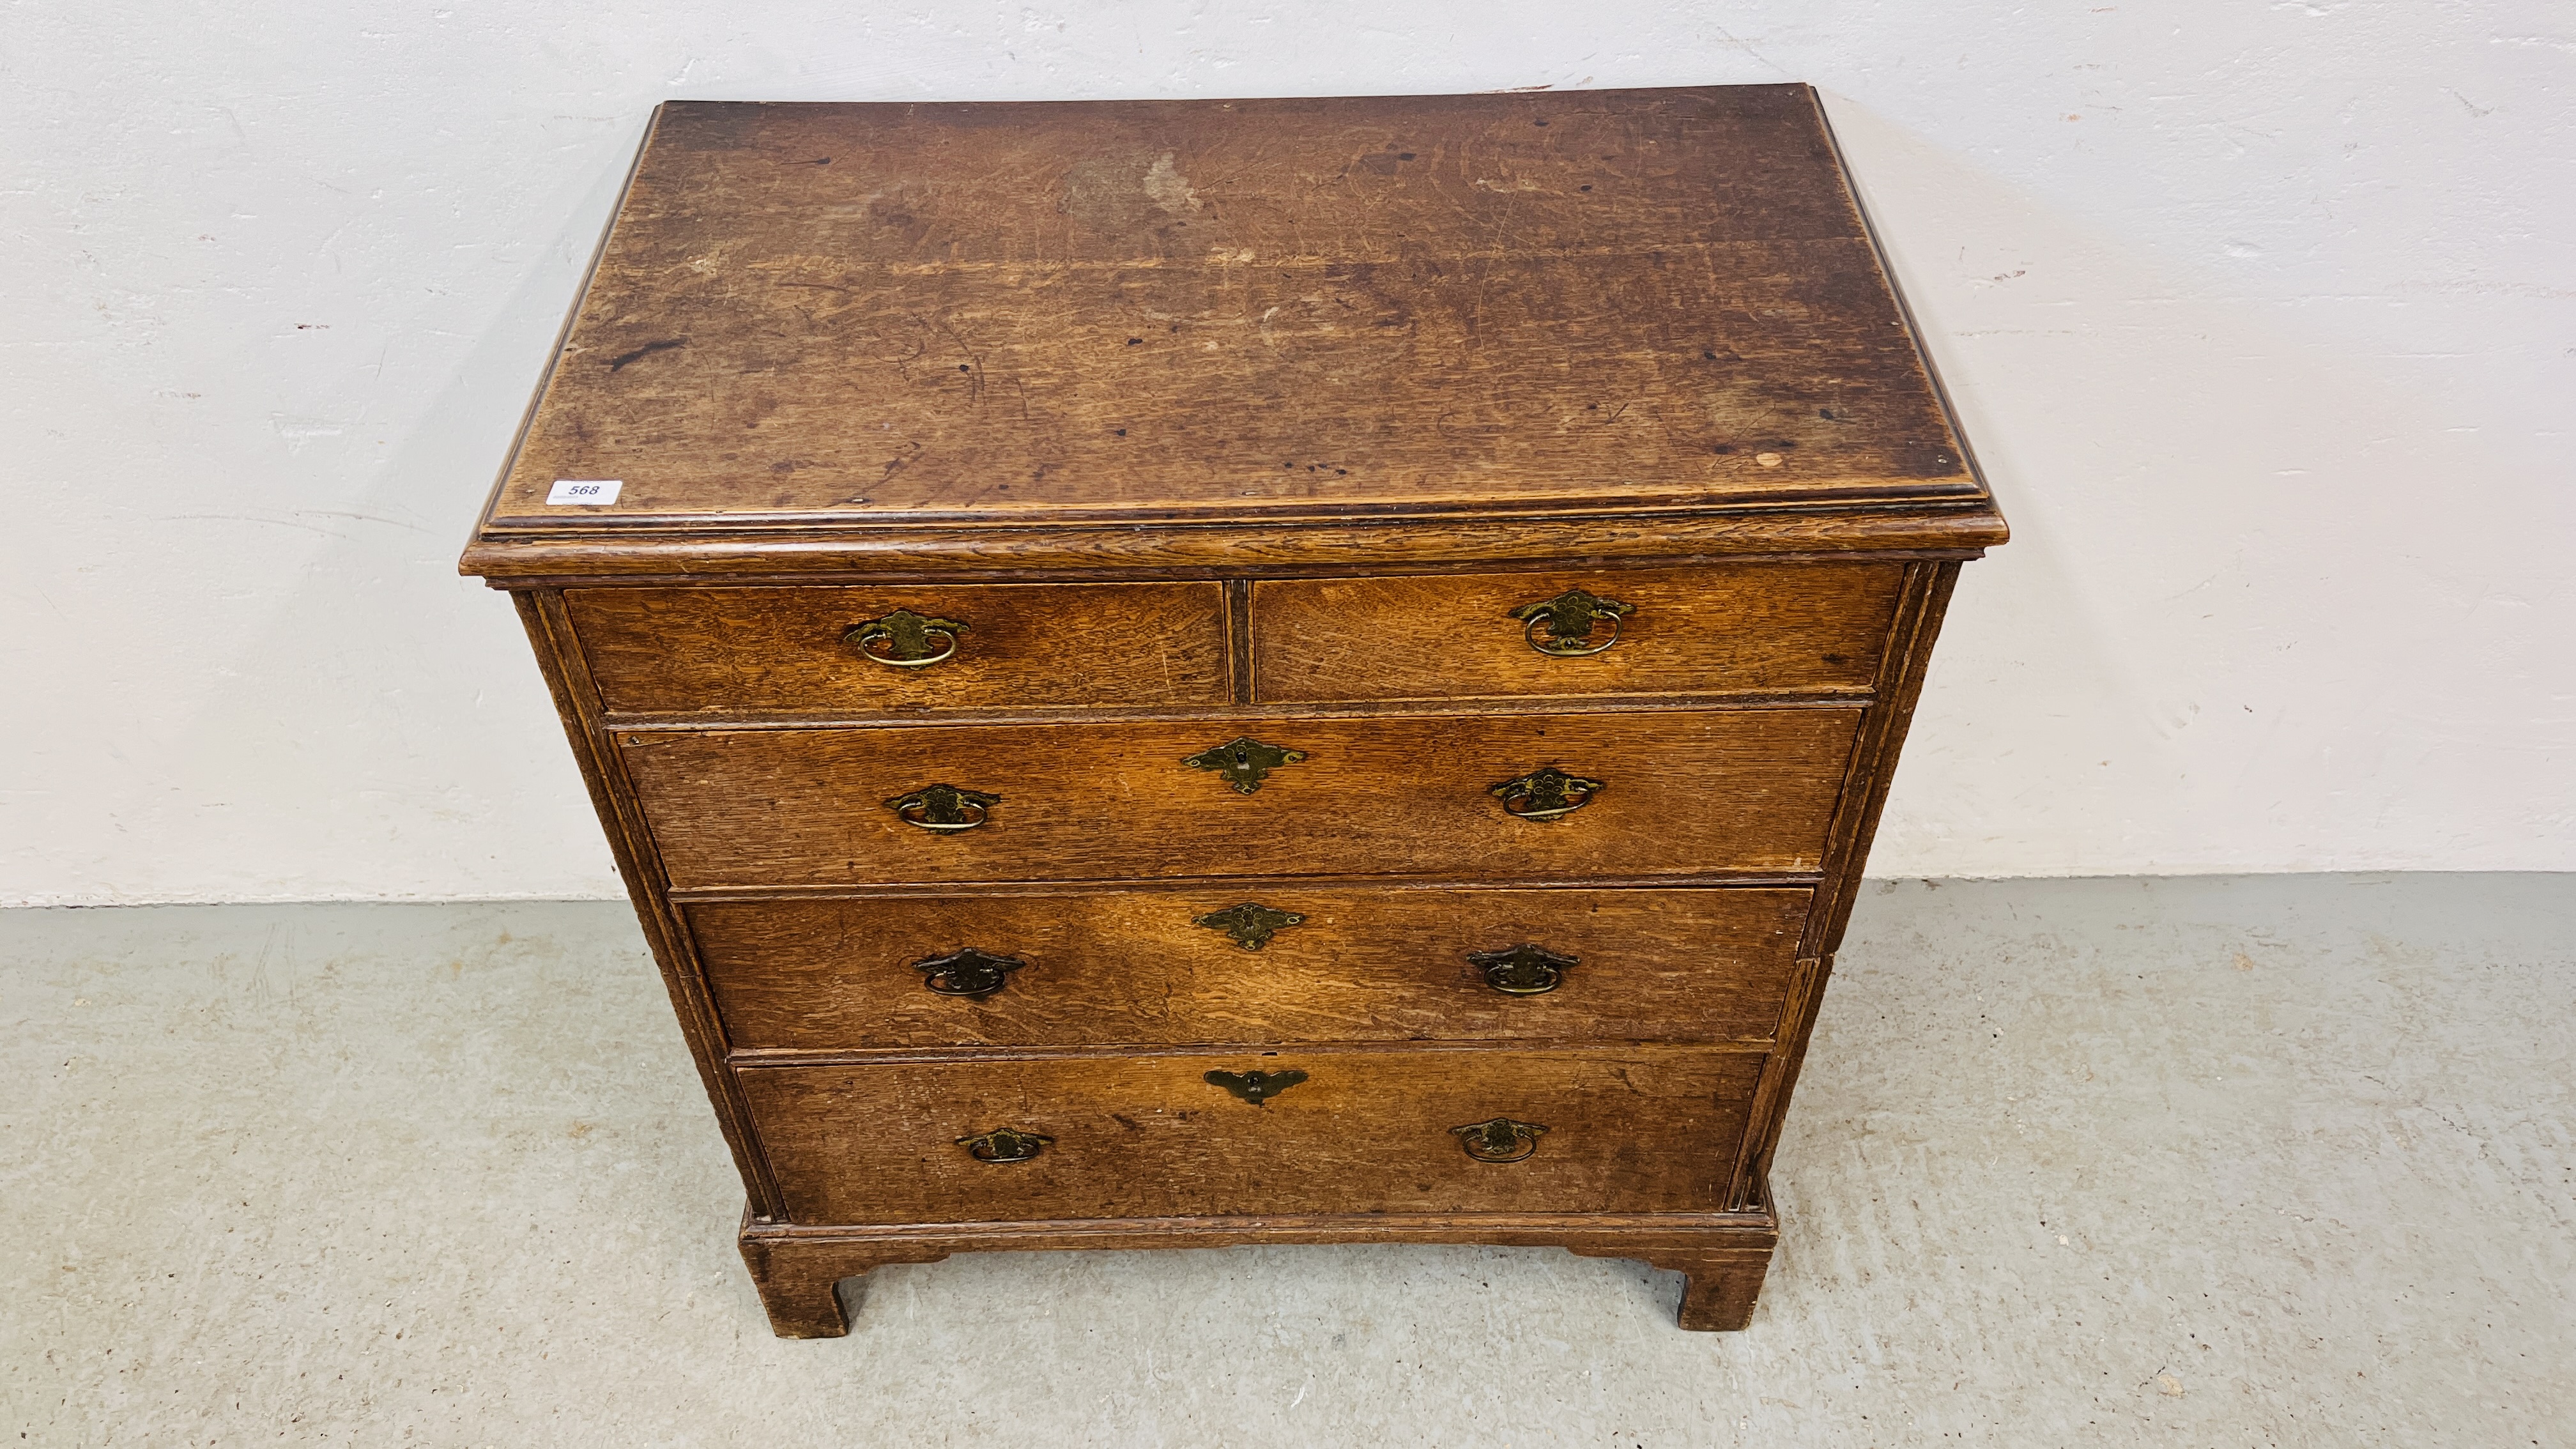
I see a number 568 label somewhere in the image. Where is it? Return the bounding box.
[546,479,624,505]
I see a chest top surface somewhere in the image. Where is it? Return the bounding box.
[465,84,2000,577]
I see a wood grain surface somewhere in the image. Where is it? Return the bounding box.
[739,1045,1765,1224]
[1252,561,1901,702]
[620,707,1859,889]
[568,581,1229,715]
[481,86,1979,534]
[689,885,1809,1051]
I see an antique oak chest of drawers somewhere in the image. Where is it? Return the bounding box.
[460,85,2005,1336]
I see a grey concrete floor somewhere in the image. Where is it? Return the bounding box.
[4,876,2570,1446]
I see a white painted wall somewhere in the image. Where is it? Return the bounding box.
[4,3,2570,905]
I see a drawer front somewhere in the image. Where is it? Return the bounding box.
[693,887,1808,1051]
[740,1046,1763,1225]
[1252,563,1903,703]
[565,583,1230,716]
[623,708,1859,889]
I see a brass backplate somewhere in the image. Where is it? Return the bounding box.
[955,1127,1052,1163]
[1204,1068,1309,1106]
[1181,735,1308,793]
[1192,902,1307,951]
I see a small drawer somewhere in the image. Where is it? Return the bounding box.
[692,886,1809,1052]
[565,583,1230,716]
[739,1045,1764,1225]
[1250,563,1904,703]
[620,707,1859,890]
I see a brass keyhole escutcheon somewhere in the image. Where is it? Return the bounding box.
[1489,767,1604,822]
[913,947,1025,999]
[1468,944,1577,995]
[1204,1068,1309,1106]
[1450,1117,1549,1163]
[1181,735,1308,793]
[845,609,967,667]
[1192,902,1307,951]
[956,1127,1053,1163]
[1509,588,1634,657]
[885,783,1000,831]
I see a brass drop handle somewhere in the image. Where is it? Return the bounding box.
[1451,1117,1549,1163]
[914,947,1024,998]
[845,609,967,667]
[956,1127,1052,1163]
[1489,767,1604,822]
[1509,588,1633,657]
[1204,1068,1308,1106]
[885,783,999,831]
[1469,944,1577,995]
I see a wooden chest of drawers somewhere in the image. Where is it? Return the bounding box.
[461,84,2005,1336]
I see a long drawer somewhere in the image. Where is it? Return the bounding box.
[1252,563,1903,702]
[621,708,1860,889]
[692,886,1808,1051]
[739,1046,1765,1225]
[567,581,1231,715]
